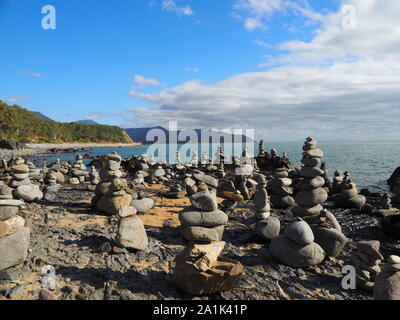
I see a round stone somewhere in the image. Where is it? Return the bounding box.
[291,204,324,217]
[117,216,148,251]
[299,167,325,179]
[297,176,325,191]
[255,216,280,241]
[190,191,218,212]
[303,148,323,158]
[284,218,315,245]
[130,198,154,213]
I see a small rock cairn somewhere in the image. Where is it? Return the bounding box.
[88,166,100,191]
[10,158,43,202]
[269,167,295,209]
[173,189,243,294]
[350,240,383,292]
[269,218,325,268]
[334,177,366,209]
[70,154,89,184]
[374,255,400,300]
[292,137,327,217]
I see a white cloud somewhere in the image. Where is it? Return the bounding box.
[186,67,199,73]
[161,0,194,16]
[6,96,28,103]
[128,0,400,141]
[133,75,162,88]
[233,0,324,31]
[17,70,43,78]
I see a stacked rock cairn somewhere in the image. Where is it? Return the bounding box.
[88,166,100,191]
[269,218,325,268]
[332,170,345,195]
[251,175,280,241]
[116,206,148,251]
[70,154,89,184]
[93,152,132,215]
[292,137,327,217]
[43,170,61,201]
[269,167,295,209]
[10,158,43,202]
[334,176,366,209]
[350,240,383,292]
[0,197,30,272]
[302,209,348,258]
[174,189,244,294]
[374,255,400,300]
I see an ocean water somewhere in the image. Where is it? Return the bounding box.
[35,141,400,192]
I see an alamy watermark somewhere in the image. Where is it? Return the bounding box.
[341,4,357,30]
[341,265,356,290]
[41,5,56,30]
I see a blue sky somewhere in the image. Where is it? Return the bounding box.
[1,0,399,141]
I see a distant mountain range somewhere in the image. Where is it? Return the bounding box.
[124,126,254,145]
[75,120,99,125]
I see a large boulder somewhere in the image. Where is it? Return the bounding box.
[0,227,30,271]
[269,235,325,268]
[117,216,148,251]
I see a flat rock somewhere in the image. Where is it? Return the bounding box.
[182,225,224,242]
[334,194,366,209]
[295,187,328,207]
[180,207,228,227]
[291,204,323,217]
[299,167,325,179]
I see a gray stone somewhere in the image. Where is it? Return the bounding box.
[255,216,280,241]
[270,178,292,187]
[299,167,325,179]
[291,204,323,217]
[180,207,228,227]
[284,218,314,245]
[313,228,348,257]
[182,225,224,242]
[298,176,325,191]
[15,184,43,202]
[295,187,328,207]
[270,194,295,209]
[130,198,154,213]
[253,188,270,212]
[190,191,218,211]
[193,172,218,188]
[0,227,30,271]
[374,270,400,300]
[0,206,19,221]
[117,216,148,251]
[334,194,366,209]
[303,148,323,158]
[269,235,325,268]
[301,157,320,167]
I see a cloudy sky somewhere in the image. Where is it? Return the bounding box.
[1,0,399,141]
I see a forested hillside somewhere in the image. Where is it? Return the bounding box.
[0,101,133,143]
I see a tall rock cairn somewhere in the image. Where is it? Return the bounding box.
[292,137,327,217]
[93,152,132,215]
[173,189,243,295]
[88,166,100,191]
[10,158,43,202]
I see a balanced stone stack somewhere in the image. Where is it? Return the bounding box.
[88,166,100,191]
[116,206,148,251]
[0,199,30,271]
[180,190,226,242]
[251,177,281,241]
[93,152,132,215]
[71,154,89,183]
[334,178,366,209]
[174,191,243,294]
[10,158,43,202]
[292,137,327,217]
[269,218,325,268]
[374,255,400,300]
[43,171,61,201]
[332,170,345,194]
[350,240,383,292]
[26,160,41,180]
[302,210,348,257]
[270,168,295,209]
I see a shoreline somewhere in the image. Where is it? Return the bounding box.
[0,142,142,160]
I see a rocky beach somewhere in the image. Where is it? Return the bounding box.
[1,139,400,301]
